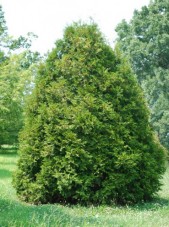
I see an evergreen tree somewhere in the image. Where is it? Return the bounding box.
[14,22,165,205]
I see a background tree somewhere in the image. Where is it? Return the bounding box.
[0,5,40,147]
[0,5,35,60]
[0,5,8,63]
[116,0,169,149]
[14,22,165,205]
[0,51,40,146]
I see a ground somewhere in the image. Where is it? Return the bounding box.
[1,151,169,227]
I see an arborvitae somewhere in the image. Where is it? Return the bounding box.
[13,22,165,205]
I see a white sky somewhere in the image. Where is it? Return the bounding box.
[0,0,150,54]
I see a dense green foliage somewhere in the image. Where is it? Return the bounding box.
[0,5,40,146]
[116,0,169,149]
[14,22,165,205]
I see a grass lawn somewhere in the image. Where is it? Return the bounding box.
[1,151,169,227]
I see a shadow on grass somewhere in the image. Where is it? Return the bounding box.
[0,169,12,178]
[129,197,169,211]
[0,197,65,226]
[0,149,18,155]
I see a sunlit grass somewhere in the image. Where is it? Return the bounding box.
[1,151,169,227]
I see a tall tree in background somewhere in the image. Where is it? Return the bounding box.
[116,0,169,149]
[0,5,40,146]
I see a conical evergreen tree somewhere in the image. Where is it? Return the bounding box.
[14,22,165,205]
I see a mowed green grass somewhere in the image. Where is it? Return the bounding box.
[1,152,169,227]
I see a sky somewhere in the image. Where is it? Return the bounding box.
[0,0,150,54]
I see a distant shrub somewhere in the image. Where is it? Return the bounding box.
[13,22,165,205]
